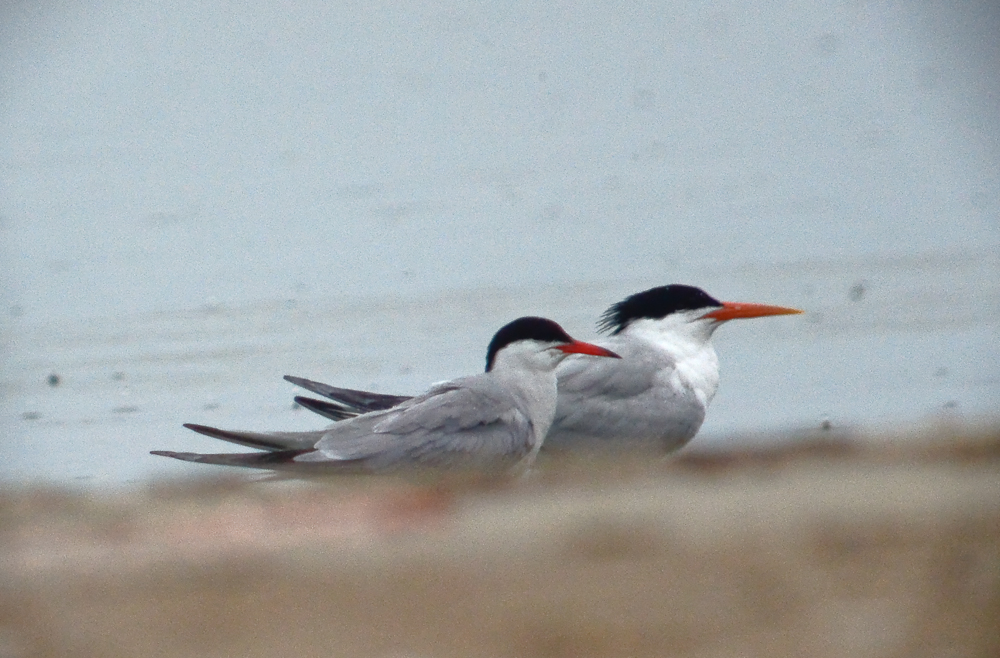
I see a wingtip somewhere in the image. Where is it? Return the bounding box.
[183,422,227,439]
[152,448,319,469]
[294,395,357,421]
[150,450,199,462]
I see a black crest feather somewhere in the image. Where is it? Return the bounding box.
[597,285,721,335]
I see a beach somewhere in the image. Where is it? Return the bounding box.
[3,425,997,658]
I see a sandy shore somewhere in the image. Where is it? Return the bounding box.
[2,426,999,658]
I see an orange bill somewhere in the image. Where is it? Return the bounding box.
[702,302,804,322]
[556,341,622,358]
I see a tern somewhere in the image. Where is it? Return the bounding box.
[287,285,802,453]
[151,317,620,473]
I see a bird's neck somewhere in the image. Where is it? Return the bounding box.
[623,318,721,404]
[492,366,559,451]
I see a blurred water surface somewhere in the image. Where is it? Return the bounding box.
[4,247,997,486]
[1,1,998,485]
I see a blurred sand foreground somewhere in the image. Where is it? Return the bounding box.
[2,426,999,658]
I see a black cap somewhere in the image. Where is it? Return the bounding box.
[597,285,722,335]
[486,317,574,372]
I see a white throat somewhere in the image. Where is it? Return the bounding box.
[489,341,567,451]
[620,312,722,405]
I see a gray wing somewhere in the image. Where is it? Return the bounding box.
[293,396,358,421]
[150,424,329,471]
[284,376,410,412]
[151,448,318,469]
[547,340,704,448]
[182,423,326,451]
[302,378,535,472]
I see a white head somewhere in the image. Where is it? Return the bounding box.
[598,285,802,347]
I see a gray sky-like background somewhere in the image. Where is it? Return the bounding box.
[1,1,998,485]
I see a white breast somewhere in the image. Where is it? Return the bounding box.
[546,317,721,452]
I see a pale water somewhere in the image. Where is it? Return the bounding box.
[1,1,998,486]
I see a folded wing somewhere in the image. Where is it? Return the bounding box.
[304,379,535,472]
[547,343,703,448]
